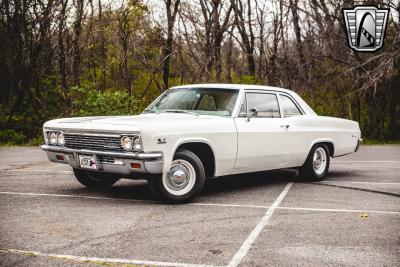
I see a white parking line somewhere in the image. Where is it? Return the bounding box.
[0,248,219,267]
[194,203,400,215]
[227,182,293,267]
[319,181,400,185]
[0,169,72,173]
[1,191,399,215]
[278,206,400,215]
[0,191,157,204]
[331,165,400,169]
[333,161,400,163]
[192,202,268,209]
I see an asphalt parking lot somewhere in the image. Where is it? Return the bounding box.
[0,145,399,267]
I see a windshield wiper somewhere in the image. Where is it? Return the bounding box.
[164,110,199,116]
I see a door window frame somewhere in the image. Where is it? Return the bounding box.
[278,93,305,117]
[238,91,282,118]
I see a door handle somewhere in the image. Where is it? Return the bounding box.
[281,124,290,129]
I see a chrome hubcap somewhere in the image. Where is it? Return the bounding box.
[163,159,196,196]
[313,147,327,175]
[167,167,189,190]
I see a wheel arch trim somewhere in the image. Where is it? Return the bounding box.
[303,139,335,166]
[171,138,217,177]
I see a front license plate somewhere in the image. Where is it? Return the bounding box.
[78,155,97,169]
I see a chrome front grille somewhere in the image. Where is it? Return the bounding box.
[64,134,125,152]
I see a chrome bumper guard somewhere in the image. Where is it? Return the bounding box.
[41,144,163,175]
[355,138,363,152]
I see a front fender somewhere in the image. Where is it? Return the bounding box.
[163,137,216,174]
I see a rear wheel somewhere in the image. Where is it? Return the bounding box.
[148,149,205,203]
[298,144,330,181]
[73,169,119,189]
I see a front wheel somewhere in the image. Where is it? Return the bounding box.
[73,169,119,189]
[298,144,330,181]
[148,149,205,203]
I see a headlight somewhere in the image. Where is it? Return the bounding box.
[57,132,65,146]
[121,136,133,151]
[133,138,142,151]
[49,132,58,145]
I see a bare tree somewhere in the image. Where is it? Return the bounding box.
[1,0,400,143]
[198,0,232,80]
[98,0,107,91]
[58,0,69,108]
[289,0,306,68]
[72,0,85,86]
[231,0,256,76]
[117,1,133,112]
[162,0,180,91]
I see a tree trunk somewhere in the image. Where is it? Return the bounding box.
[58,0,69,108]
[98,0,107,91]
[162,0,180,91]
[289,0,306,67]
[231,0,255,76]
[72,0,84,87]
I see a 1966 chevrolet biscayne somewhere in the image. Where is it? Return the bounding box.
[42,84,362,203]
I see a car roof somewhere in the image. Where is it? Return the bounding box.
[170,83,295,94]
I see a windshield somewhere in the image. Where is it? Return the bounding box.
[144,88,239,117]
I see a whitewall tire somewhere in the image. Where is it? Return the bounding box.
[148,149,205,203]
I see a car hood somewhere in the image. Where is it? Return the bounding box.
[43,113,225,132]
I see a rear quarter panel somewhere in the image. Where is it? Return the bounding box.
[286,115,361,166]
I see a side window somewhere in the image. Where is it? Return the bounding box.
[246,93,280,118]
[280,95,302,117]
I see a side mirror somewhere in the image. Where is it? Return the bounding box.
[246,108,258,122]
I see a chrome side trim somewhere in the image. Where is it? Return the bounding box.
[41,145,162,160]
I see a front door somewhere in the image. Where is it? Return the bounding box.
[234,92,289,171]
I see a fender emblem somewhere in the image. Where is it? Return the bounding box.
[157,138,166,144]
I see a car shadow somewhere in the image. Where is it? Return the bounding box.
[61,169,301,202]
[308,182,400,198]
[60,169,399,202]
[61,179,154,201]
[202,169,298,196]
[325,170,365,179]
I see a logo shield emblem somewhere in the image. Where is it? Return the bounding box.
[343,6,389,52]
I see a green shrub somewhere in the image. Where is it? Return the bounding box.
[70,85,148,116]
[0,129,26,145]
[26,135,44,146]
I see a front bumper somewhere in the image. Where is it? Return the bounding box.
[41,144,163,175]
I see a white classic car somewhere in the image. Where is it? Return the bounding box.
[42,84,362,203]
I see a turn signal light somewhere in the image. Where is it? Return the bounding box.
[130,163,141,169]
[56,155,64,161]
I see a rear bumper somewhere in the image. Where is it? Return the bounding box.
[355,138,363,152]
[41,144,163,175]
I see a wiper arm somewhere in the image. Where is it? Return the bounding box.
[164,110,199,116]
